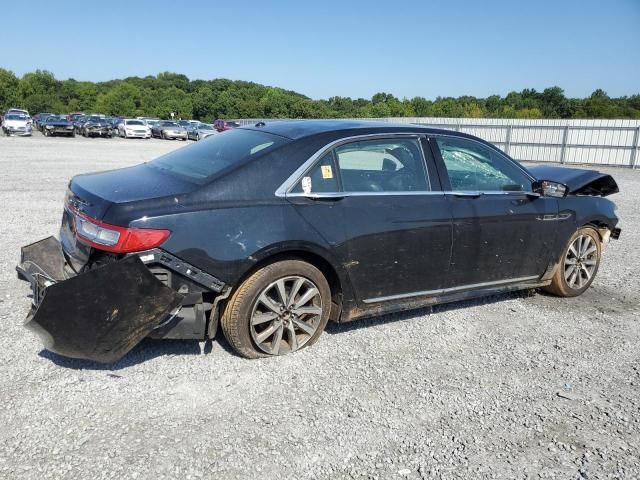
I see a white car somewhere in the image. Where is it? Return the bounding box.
[2,113,32,136]
[118,119,151,139]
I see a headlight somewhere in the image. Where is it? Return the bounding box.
[46,125,54,129]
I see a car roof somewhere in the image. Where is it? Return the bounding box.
[240,119,450,140]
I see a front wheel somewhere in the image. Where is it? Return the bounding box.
[221,260,331,358]
[544,227,601,297]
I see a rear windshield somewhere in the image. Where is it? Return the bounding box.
[150,128,287,181]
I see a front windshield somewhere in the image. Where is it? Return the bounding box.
[150,128,286,180]
[88,116,102,122]
[199,124,213,130]
[160,121,178,127]
[5,114,27,121]
[126,120,144,125]
[48,116,66,122]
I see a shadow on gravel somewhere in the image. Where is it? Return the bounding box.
[38,290,537,368]
[325,289,535,335]
[39,338,204,370]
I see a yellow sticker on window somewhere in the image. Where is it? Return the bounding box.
[321,165,333,179]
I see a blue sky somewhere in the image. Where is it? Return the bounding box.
[4,0,639,99]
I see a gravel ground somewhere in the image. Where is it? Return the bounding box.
[0,132,639,479]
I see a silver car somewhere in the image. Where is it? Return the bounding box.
[186,122,216,141]
[151,120,187,140]
[2,113,32,136]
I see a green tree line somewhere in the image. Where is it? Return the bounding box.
[1,69,639,120]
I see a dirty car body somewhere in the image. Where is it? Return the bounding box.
[42,115,75,137]
[17,120,621,362]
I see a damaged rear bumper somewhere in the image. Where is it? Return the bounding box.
[17,237,184,363]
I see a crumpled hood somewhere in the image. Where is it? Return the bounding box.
[528,165,619,197]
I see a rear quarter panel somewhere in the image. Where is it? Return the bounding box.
[130,203,351,290]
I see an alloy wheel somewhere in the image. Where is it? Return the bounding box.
[564,234,598,289]
[250,276,323,355]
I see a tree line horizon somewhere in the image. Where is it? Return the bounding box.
[1,69,639,121]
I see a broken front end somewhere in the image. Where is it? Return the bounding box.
[17,202,227,363]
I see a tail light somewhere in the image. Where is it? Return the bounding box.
[71,209,170,253]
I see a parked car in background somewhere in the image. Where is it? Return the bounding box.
[186,122,216,141]
[151,120,187,140]
[2,113,33,136]
[118,118,151,139]
[16,121,621,362]
[80,115,113,138]
[41,115,75,137]
[73,115,87,134]
[177,120,192,129]
[138,117,161,130]
[213,119,241,132]
[106,117,122,132]
[6,108,30,117]
[67,112,84,122]
[33,113,52,130]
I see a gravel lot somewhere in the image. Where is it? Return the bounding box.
[0,133,639,479]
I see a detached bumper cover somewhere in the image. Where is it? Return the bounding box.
[17,237,183,363]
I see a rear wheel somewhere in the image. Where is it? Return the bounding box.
[544,227,601,297]
[221,260,331,358]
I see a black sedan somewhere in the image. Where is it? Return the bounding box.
[80,116,113,138]
[41,115,75,137]
[18,121,621,363]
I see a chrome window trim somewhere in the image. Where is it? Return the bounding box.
[282,190,534,199]
[285,191,445,198]
[275,133,431,198]
[363,275,540,304]
[428,132,537,183]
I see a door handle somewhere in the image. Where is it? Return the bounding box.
[303,193,345,201]
[451,191,483,198]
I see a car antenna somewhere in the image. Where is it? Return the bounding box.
[255,121,266,127]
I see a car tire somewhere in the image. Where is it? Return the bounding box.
[543,226,601,297]
[221,260,331,359]
[43,129,48,137]
[71,132,75,138]
[161,131,166,140]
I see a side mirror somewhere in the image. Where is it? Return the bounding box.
[532,180,568,198]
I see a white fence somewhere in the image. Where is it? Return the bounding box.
[236,117,640,168]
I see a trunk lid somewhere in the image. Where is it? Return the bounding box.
[62,163,198,272]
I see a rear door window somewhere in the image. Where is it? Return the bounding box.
[291,153,339,194]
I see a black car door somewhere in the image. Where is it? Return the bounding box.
[429,134,559,287]
[286,134,453,303]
